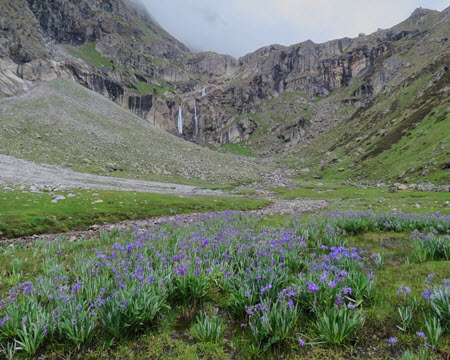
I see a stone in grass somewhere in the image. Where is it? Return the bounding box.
[394,183,409,191]
[388,186,398,193]
[91,199,103,204]
[51,195,66,203]
[67,193,76,198]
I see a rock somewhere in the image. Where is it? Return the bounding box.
[388,186,398,193]
[440,160,450,170]
[90,225,99,230]
[393,183,408,191]
[69,236,77,242]
[67,193,76,198]
[275,119,307,145]
[338,168,345,172]
[91,199,104,204]
[52,195,66,202]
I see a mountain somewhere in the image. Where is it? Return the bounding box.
[0,0,448,183]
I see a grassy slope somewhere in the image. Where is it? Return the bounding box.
[0,188,269,239]
[0,78,266,185]
[289,21,450,184]
[312,68,450,183]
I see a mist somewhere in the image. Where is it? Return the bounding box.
[137,0,449,58]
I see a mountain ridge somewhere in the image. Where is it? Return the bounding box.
[0,0,448,183]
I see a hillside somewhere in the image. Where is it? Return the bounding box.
[0,78,265,185]
[292,53,450,184]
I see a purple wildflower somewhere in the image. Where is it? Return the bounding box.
[416,331,426,339]
[389,337,398,345]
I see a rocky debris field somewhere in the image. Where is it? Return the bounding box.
[0,154,222,196]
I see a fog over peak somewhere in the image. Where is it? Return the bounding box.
[136,0,448,57]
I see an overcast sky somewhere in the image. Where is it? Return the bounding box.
[139,0,449,58]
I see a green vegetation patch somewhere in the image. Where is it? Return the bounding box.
[0,188,270,239]
[132,80,175,97]
[65,42,122,71]
[271,180,450,214]
[218,142,256,157]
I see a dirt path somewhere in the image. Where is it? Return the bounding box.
[0,154,221,195]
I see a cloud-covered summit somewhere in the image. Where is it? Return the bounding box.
[138,0,448,57]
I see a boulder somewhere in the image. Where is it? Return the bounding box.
[388,186,398,193]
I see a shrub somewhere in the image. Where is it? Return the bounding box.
[312,306,364,346]
[412,232,449,262]
[190,312,225,343]
[396,286,417,332]
[423,315,443,350]
[58,301,96,348]
[397,347,429,360]
[422,279,450,330]
[100,284,167,339]
[345,270,374,304]
[248,300,298,350]
[171,271,209,303]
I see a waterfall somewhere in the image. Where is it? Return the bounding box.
[194,100,199,137]
[201,87,206,97]
[177,106,183,134]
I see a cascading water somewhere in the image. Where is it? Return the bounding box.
[201,87,206,97]
[177,106,183,134]
[194,100,199,137]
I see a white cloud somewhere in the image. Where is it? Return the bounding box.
[140,0,448,57]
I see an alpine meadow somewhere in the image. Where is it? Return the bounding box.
[0,1,449,359]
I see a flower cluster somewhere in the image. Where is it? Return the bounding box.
[0,213,380,356]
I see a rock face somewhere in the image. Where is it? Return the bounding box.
[184,52,239,77]
[1,0,449,161]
